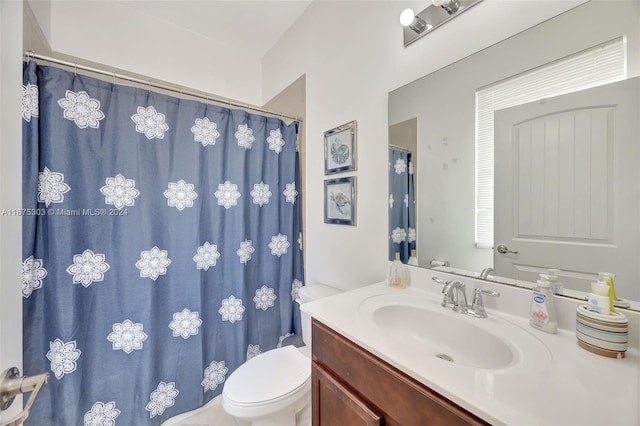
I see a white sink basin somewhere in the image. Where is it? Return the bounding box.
[359,292,552,372]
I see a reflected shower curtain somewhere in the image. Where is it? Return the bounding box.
[389,149,416,263]
[21,61,304,425]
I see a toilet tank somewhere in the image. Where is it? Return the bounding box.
[297,284,342,348]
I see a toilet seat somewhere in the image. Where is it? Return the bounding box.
[223,345,311,415]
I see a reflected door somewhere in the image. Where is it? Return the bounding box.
[494,78,639,298]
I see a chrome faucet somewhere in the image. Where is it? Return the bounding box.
[466,288,500,318]
[433,276,500,318]
[441,280,468,313]
[479,267,496,279]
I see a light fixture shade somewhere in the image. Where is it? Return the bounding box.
[432,0,461,14]
[400,8,428,34]
[399,8,416,27]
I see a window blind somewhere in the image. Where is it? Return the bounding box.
[475,37,626,248]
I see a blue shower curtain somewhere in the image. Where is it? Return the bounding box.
[389,149,416,263]
[21,61,304,425]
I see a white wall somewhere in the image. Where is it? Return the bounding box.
[262,0,586,290]
[0,0,24,421]
[29,0,262,105]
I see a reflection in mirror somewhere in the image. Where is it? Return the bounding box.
[388,0,640,310]
[388,119,417,263]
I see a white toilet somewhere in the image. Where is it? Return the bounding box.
[222,283,342,426]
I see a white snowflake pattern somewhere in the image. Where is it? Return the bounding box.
[391,227,407,244]
[250,182,271,206]
[253,285,277,311]
[38,167,70,207]
[136,246,171,281]
[297,232,303,251]
[57,90,105,129]
[269,234,289,257]
[100,174,139,210]
[22,256,47,298]
[131,106,169,140]
[201,360,228,392]
[22,83,39,122]
[191,117,220,147]
[169,308,202,339]
[277,333,294,348]
[408,161,414,175]
[283,182,298,204]
[107,319,147,354]
[246,344,262,360]
[145,381,179,418]
[164,180,197,211]
[291,279,303,301]
[218,295,245,323]
[389,194,394,209]
[66,249,110,288]
[234,124,255,149]
[237,240,255,264]
[193,242,220,271]
[394,158,407,175]
[408,227,416,244]
[404,194,409,207]
[267,128,285,153]
[214,181,241,209]
[83,401,121,426]
[46,338,81,380]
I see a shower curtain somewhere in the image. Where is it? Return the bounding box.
[21,61,304,425]
[389,149,416,263]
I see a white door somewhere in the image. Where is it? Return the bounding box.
[494,78,639,299]
[1,1,26,422]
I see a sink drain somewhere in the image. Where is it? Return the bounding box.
[435,353,454,362]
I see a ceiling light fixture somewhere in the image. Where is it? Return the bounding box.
[400,0,483,47]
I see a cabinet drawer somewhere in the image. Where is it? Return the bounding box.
[312,362,383,426]
[312,319,488,426]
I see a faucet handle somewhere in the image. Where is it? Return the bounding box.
[476,288,500,298]
[468,288,500,318]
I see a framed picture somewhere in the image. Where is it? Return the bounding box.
[324,177,356,225]
[324,121,357,175]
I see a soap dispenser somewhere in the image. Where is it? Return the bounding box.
[545,269,563,294]
[407,249,419,266]
[388,252,408,288]
[529,274,558,334]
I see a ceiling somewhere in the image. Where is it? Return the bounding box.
[117,0,314,60]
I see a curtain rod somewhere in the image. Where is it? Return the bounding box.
[389,144,411,153]
[24,51,302,123]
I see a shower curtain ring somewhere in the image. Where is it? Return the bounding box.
[74,63,77,76]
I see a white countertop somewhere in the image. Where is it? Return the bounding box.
[301,281,639,426]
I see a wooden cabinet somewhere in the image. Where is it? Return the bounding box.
[311,319,488,426]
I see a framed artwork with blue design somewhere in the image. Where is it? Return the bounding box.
[324,120,356,175]
[324,177,356,225]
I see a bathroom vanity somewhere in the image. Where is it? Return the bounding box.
[302,277,639,425]
[311,319,486,425]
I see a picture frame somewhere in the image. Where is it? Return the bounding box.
[324,177,356,225]
[324,121,357,175]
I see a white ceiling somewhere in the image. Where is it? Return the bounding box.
[117,0,314,60]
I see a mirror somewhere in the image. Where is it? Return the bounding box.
[388,0,640,310]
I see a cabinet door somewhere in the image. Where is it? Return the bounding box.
[312,362,382,426]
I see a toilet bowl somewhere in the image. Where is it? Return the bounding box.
[222,283,342,426]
